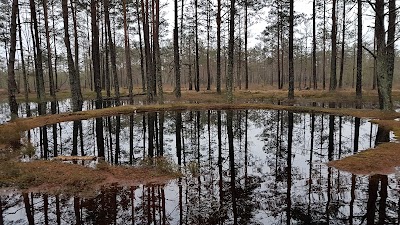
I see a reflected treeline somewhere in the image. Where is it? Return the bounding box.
[11,109,400,224]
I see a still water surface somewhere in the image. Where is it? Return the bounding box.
[1,109,398,224]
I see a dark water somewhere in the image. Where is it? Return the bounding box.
[1,109,399,224]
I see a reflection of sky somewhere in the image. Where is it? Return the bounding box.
[4,109,400,224]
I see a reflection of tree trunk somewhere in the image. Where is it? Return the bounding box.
[227,110,237,225]
[0,196,3,225]
[115,116,121,164]
[367,175,379,225]
[107,117,113,162]
[286,112,293,225]
[130,116,134,164]
[159,112,164,156]
[349,174,355,225]
[43,194,49,224]
[375,126,390,145]
[176,112,182,166]
[96,118,105,158]
[308,113,315,215]
[55,195,61,225]
[148,113,156,158]
[217,110,224,223]
[72,121,79,156]
[41,123,49,159]
[74,197,81,225]
[338,116,342,158]
[378,175,388,225]
[328,114,334,160]
[244,110,248,184]
[51,102,58,157]
[354,117,360,153]
[23,193,34,225]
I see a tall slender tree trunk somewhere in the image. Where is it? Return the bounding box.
[244,0,249,90]
[52,1,58,91]
[29,0,46,111]
[174,0,181,97]
[104,20,111,97]
[71,0,80,94]
[123,0,134,100]
[356,0,362,98]
[18,11,29,116]
[195,0,200,92]
[288,0,294,99]
[216,0,222,94]
[142,0,155,101]
[323,0,326,89]
[154,0,163,103]
[227,0,235,102]
[375,0,391,110]
[339,0,346,89]
[62,0,82,112]
[43,0,55,98]
[105,0,120,101]
[8,0,19,117]
[312,0,317,89]
[387,0,395,94]
[329,0,337,91]
[277,14,281,89]
[136,0,145,93]
[206,0,211,91]
[91,0,105,157]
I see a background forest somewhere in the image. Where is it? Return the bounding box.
[0,0,398,108]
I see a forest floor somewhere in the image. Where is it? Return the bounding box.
[1,88,400,195]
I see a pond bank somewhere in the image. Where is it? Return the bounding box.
[1,90,400,195]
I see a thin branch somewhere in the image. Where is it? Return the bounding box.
[362,45,376,59]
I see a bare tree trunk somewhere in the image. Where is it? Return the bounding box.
[18,11,29,115]
[136,0,146,93]
[288,0,294,99]
[339,0,346,89]
[387,0,395,94]
[174,0,181,97]
[195,0,200,92]
[91,0,105,157]
[329,0,337,91]
[123,0,134,101]
[323,0,326,89]
[105,0,120,101]
[29,0,46,111]
[206,0,211,91]
[375,0,392,110]
[8,0,19,117]
[227,0,235,102]
[43,0,55,98]
[71,0,80,94]
[154,0,163,102]
[62,0,82,112]
[244,0,249,90]
[312,0,317,89]
[216,0,221,93]
[356,0,362,98]
[142,0,155,101]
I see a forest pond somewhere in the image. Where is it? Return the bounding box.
[1,109,399,224]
